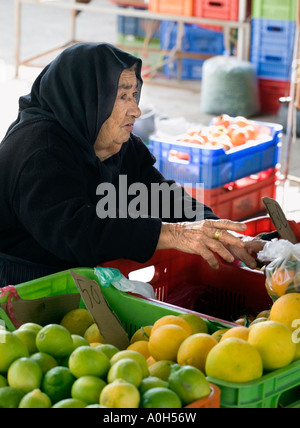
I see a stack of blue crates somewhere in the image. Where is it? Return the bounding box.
[160,21,225,80]
[250,0,297,114]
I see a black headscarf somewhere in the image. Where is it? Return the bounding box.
[3,43,143,165]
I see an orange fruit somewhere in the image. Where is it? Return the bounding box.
[146,356,156,367]
[130,326,152,344]
[148,325,190,361]
[205,338,263,383]
[177,334,218,373]
[248,321,296,371]
[151,315,192,336]
[270,293,300,331]
[267,267,296,297]
[220,327,250,342]
[127,341,151,359]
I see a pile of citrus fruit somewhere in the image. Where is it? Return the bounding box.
[0,309,212,408]
[1,291,300,408]
[178,115,271,151]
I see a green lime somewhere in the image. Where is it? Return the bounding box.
[13,328,38,355]
[168,364,211,406]
[68,346,110,379]
[0,374,8,388]
[72,335,89,350]
[36,324,74,358]
[107,358,143,387]
[0,330,29,373]
[30,352,58,375]
[0,387,24,408]
[19,389,52,408]
[18,323,43,335]
[42,366,75,404]
[71,376,106,405]
[141,387,182,409]
[7,357,43,394]
[95,344,119,359]
[139,376,168,395]
[52,398,87,408]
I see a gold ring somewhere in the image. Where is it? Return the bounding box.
[214,229,221,241]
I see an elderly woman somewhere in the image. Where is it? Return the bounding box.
[0,43,264,286]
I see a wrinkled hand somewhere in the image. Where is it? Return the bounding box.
[227,236,267,269]
[157,219,248,270]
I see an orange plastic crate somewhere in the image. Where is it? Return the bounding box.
[148,0,193,16]
[194,0,239,21]
[185,384,221,408]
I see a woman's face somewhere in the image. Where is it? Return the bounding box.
[95,68,141,161]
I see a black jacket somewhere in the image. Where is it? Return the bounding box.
[0,43,218,270]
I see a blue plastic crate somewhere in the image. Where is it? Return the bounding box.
[160,21,224,55]
[163,58,205,80]
[250,18,296,80]
[149,121,283,189]
[117,7,160,39]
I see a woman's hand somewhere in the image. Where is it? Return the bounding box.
[156,219,249,270]
[227,236,266,269]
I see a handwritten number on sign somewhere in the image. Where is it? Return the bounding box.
[76,278,101,310]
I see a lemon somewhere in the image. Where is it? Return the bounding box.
[127,340,151,359]
[42,366,75,404]
[107,358,143,387]
[72,335,89,350]
[0,330,29,373]
[30,352,58,375]
[130,326,152,344]
[18,323,42,335]
[205,338,263,383]
[8,357,43,394]
[139,376,168,395]
[151,315,192,336]
[177,333,218,373]
[84,323,106,344]
[148,325,190,361]
[168,364,211,406]
[52,398,87,408]
[270,293,300,331]
[141,387,182,409]
[95,344,119,359]
[36,324,74,359]
[100,379,140,408]
[148,360,176,381]
[13,328,38,355]
[110,350,149,378]
[69,346,110,379]
[19,389,52,408]
[0,374,8,387]
[60,309,94,337]
[178,313,209,334]
[220,327,250,342]
[248,321,296,371]
[211,328,230,342]
[0,387,24,408]
[71,376,106,405]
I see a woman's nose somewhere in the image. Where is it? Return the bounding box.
[129,101,141,119]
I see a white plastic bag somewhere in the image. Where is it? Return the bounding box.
[258,240,300,300]
[95,267,156,300]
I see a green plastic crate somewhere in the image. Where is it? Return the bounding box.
[2,268,300,409]
[0,268,230,335]
[207,361,300,408]
[252,0,297,21]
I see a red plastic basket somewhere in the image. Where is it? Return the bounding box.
[185,168,279,221]
[194,0,239,21]
[259,78,291,115]
[100,248,272,322]
[243,215,300,242]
